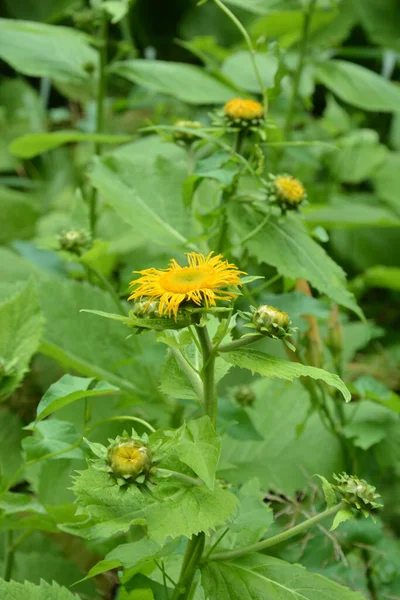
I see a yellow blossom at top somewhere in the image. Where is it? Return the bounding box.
[129,252,244,318]
[223,98,264,121]
[274,175,305,206]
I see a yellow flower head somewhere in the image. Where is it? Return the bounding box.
[129,252,244,318]
[108,440,152,479]
[223,98,264,121]
[274,175,305,206]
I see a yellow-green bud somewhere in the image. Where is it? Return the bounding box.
[265,174,307,210]
[253,305,291,339]
[333,473,382,516]
[234,386,256,407]
[133,300,160,318]
[108,440,152,480]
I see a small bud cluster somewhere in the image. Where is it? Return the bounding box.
[234,385,256,407]
[264,173,307,211]
[58,229,91,255]
[173,120,202,144]
[333,473,382,518]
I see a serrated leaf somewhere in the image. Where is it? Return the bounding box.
[22,420,84,461]
[111,59,235,104]
[90,154,192,248]
[10,131,132,159]
[331,508,354,531]
[175,416,221,490]
[0,579,80,599]
[71,467,237,543]
[36,374,119,421]
[228,207,361,317]
[0,280,43,398]
[220,349,351,402]
[202,554,366,599]
[315,475,336,509]
[86,538,163,578]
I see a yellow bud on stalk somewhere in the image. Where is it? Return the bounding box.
[223,98,264,129]
[108,440,152,481]
[265,174,307,211]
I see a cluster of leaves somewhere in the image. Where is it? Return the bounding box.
[0,0,400,599]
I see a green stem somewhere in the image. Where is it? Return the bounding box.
[90,13,108,237]
[170,348,204,403]
[218,334,264,353]
[213,0,266,107]
[157,468,202,487]
[118,15,136,58]
[3,530,14,581]
[209,503,345,561]
[283,0,317,140]
[85,264,126,316]
[173,534,205,600]
[195,325,217,426]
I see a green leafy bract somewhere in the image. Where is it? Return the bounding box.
[201,554,366,599]
[0,579,80,600]
[220,348,351,402]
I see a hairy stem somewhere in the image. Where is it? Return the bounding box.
[90,13,108,237]
[3,531,14,582]
[218,334,264,353]
[283,0,317,140]
[213,0,266,107]
[170,348,204,404]
[195,325,217,426]
[173,534,205,600]
[209,502,345,561]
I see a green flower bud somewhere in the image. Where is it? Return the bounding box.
[108,440,152,481]
[253,305,291,339]
[133,300,160,318]
[173,120,202,143]
[59,229,90,254]
[234,385,256,407]
[265,173,307,210]
[333,473,382,517]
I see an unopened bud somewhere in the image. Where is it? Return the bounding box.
[173,120,202,143]
[108,440,152,481]
[133,300,160,319]
[265,173,306,210]
[253,305,291,339]
[234,386,256,407]
[59,229,90,254]
[333,473,382,517]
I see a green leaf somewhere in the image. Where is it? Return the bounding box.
[357,265,400,292]
[374,152,400,215]
[224,0,287,15]
[315,475,336,509]
[223,479,273,549]
[342,401,395,450]
[220,349,351,402]
[0,19,96,99]
[87,538,163,578]
[71,467,237,543]
[36,374,119,421]
[331,508,354,531]
[0,280,43,398]
[175,416,221,490]
[329,130,387,184]
[201,554,366,599]
[111,59,235,104]
[0,410,24,479]
[351,375,400,414]
[0,187,40,243]
[304,200,400,229]
[22,420,84,461]
[315,59,400,112]
[228,207,361,317]
[0,579,80,600]
[221,51,278,93]
[10,131,132,159]
[90,154,191,247]
[352,0,400,51]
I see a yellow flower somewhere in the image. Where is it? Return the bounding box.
[108,440,152,479]
[274,175,305,206]
[129,252,244,318]
[223,98,264,121]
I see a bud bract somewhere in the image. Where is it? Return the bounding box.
[333,473,382,518]
[253,305,291,339]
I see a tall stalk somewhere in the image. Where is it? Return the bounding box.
[283,0,317,140]
[89,13,108,237]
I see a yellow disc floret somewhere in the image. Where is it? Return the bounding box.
[108,440,152,480]
[274,175,305,206]
[224,98,264,121]
[129,252,244,318]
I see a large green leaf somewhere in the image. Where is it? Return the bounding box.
[221,51,278,93]
[36,374,119,421]
[220,348,351,401]
[112,59,235,104]
[374,152,400,215]
[303,200,400,229]
[71,467,237,543]
[0,580,80,600]
[352,0,400,51]
[90,154,192,248]
[315,60,400,112]
[0,187,40,244]
[224,0,291,15]
[228,207,361,316]
[202,554,366,600]
[10,131,132,159]
[22,420,84,461]
[0,19,96,97]
[329,130,387,183]
[0,281,43,398]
